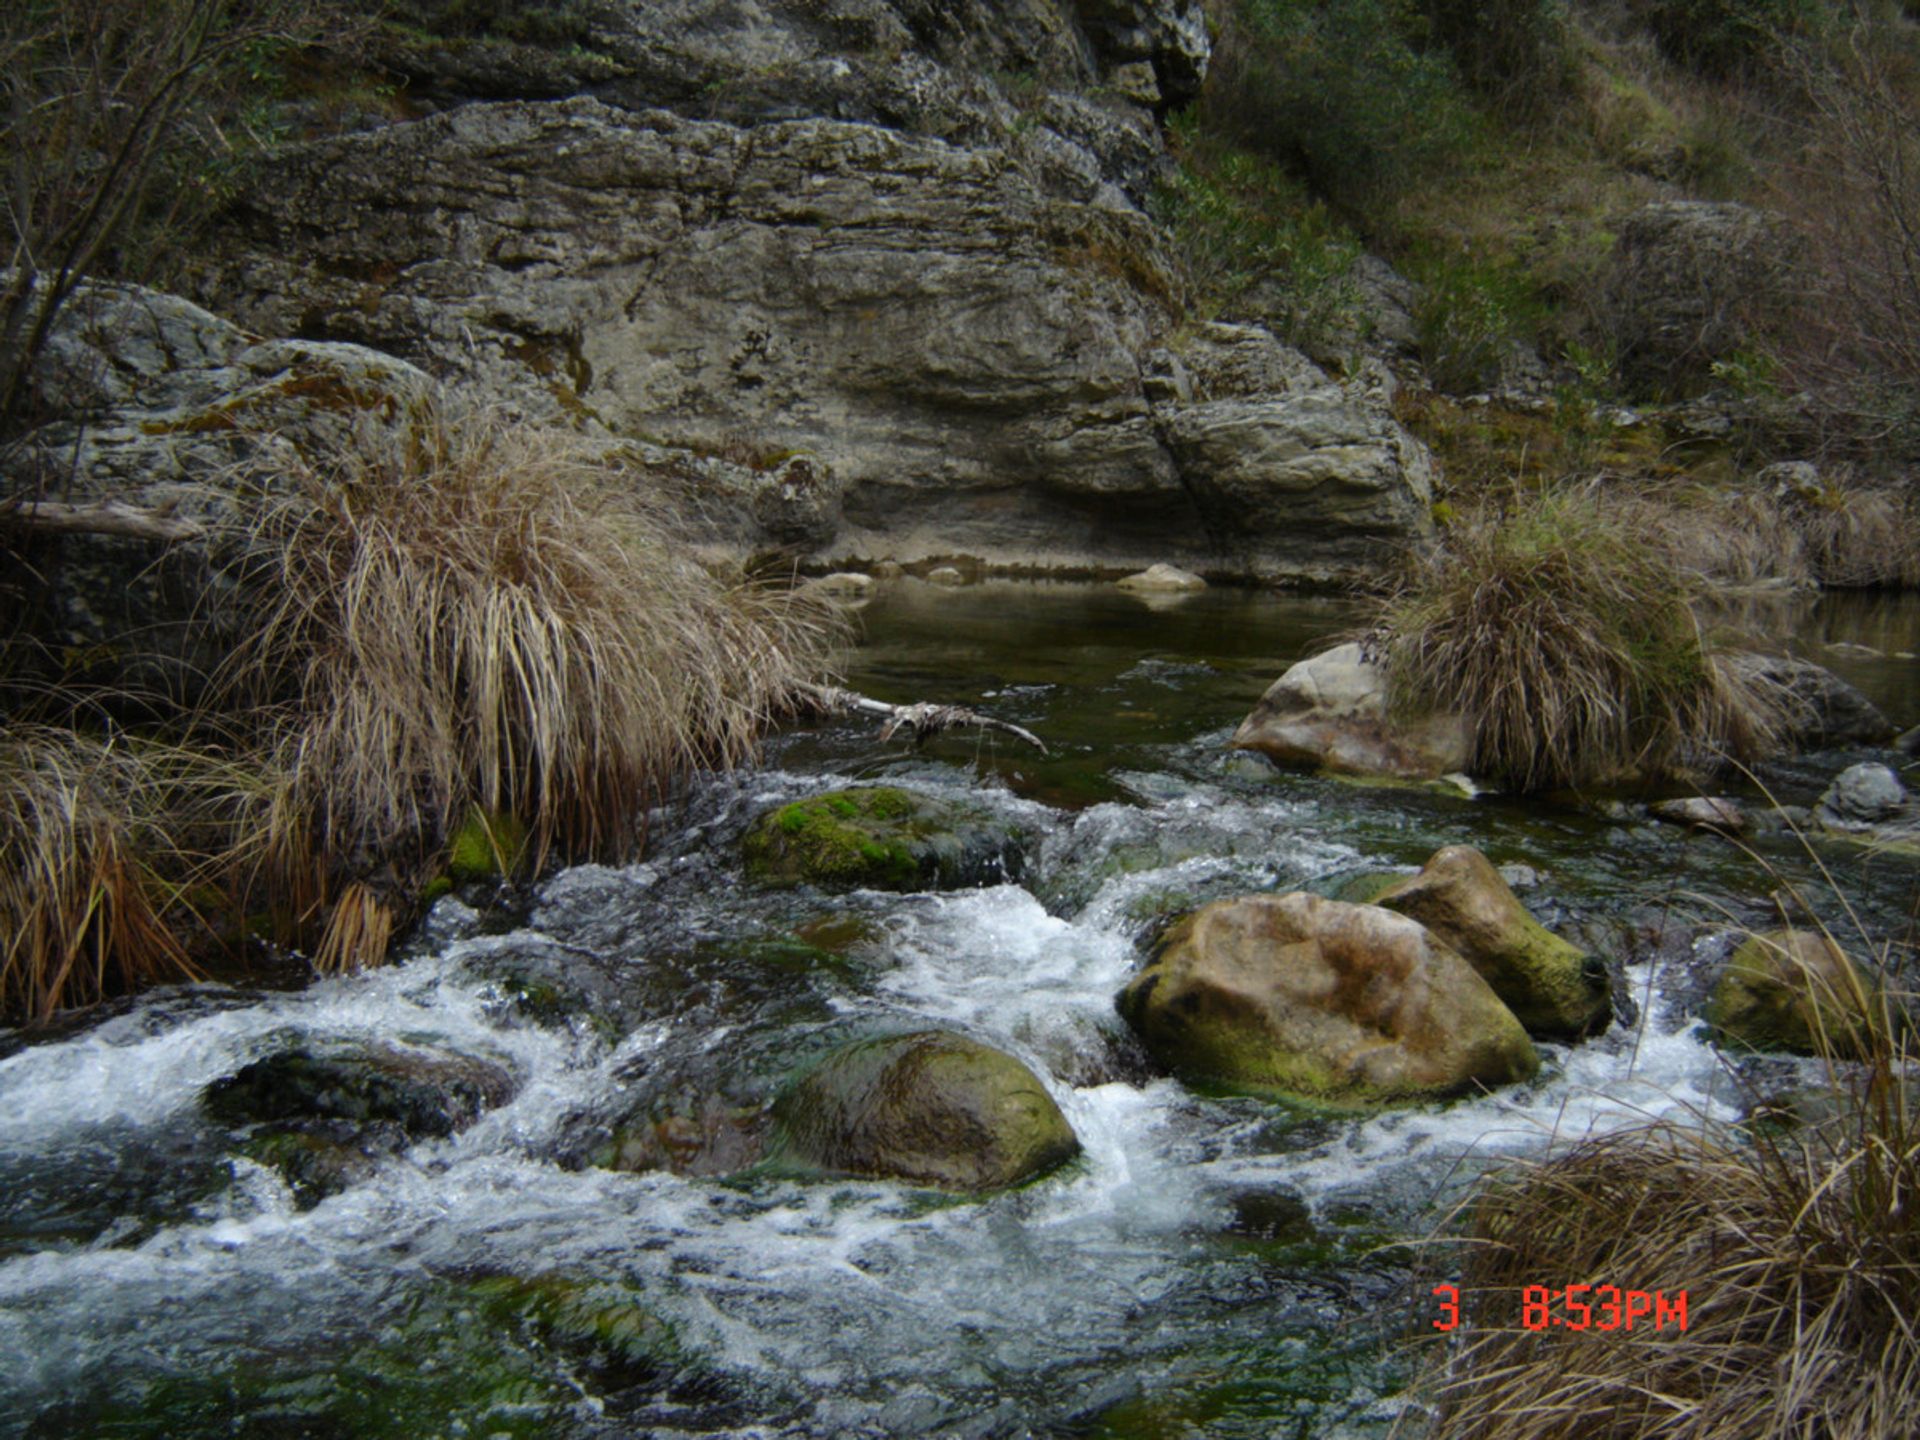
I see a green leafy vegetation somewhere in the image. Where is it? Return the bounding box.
[1407,249,1546,394]
[1201,0,1474,206]
[1630,0,1823,76]
[1153,124,1365,353]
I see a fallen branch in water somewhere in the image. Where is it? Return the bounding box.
[2,498,205,543]
[803,685,1049,755]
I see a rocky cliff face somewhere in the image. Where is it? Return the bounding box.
[159,0,1433,581]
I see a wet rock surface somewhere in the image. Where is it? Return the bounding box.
[1815,762,1909,830]
[1723,652,1895,748]
[743,785,1027,891]
[1117,892,1539,1105]
[203,1039,518,1206]
[771,1029,1080,1190]
[1706,929,1881,1058]
[1374,846,1611,1041]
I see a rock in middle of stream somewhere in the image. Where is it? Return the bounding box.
[771,1030,1080,1191]
[1118,892,1539,1105]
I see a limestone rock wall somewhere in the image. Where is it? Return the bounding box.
[159,0,1437,581]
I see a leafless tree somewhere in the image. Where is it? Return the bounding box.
[0,0,335,449]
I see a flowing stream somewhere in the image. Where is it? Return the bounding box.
[2,582,1916,1440]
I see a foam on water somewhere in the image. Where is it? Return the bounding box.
[8,585,1890,1437]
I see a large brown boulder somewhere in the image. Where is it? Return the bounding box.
[1116,892,1539,1105]
[1374,846,1610,1040]
[1231,643,1470,780]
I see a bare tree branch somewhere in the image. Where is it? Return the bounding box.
[802,684,1049,755]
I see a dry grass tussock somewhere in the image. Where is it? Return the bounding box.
[217,409,839,972]
[1383,482,1784,791]
[0,727,217,1024]
[0,409,837,1017]
[1627,478,1920,591]
[1415,921,1919,1440]
[1789,484,1920,589]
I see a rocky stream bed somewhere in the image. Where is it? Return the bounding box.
[1,580,1915,1440]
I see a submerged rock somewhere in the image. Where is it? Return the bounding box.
[1230,643,1471,780]
[597,1100,766,1179]
[743,786,1025,892]
[1116,892,1539,1105]
[1649,796,1748,831]
[771,1030,1080,1190]
[1374,847,1611,1040]
[206,1040,516,1133]
[1706,929,1881,1058]
[204,1039,517,1206]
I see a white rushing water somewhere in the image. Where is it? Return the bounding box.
[0,757,1751,1440]
[16,575,1898,1439]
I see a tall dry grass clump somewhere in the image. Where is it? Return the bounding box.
[1382,483,1782,791]
[0,727,210,1023]
[1417,925,1918,1440]
[218,409,837,971]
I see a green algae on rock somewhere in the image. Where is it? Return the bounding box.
[742,786,1025,892]
[1117,892,1539,1106]
[771,1030,1080,1191]
[1706,929,1881,1058]
[1374,845,1611,1040]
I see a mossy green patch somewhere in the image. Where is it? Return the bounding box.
[1706,929,1880,1057]
[446,805,529,883]
[742,787,1023,893]
[237,1127,372,1209]
[37,1271,691,1440]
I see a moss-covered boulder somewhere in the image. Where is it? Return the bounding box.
[742,786,1024,892]
[204,1039,517,1206]
[1706,929,1880,1057]
[771,1030,1080,1191]
[1116,892,1539,1106]
[1373,846,1610,1040]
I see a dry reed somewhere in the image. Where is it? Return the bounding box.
[1383,482,1784,791]
[0,726,209,1023]
[215,407,836,971]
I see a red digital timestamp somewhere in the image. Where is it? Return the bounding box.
[1431,1284,1689,1332]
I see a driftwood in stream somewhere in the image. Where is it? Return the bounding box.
[805,685,1049,755]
